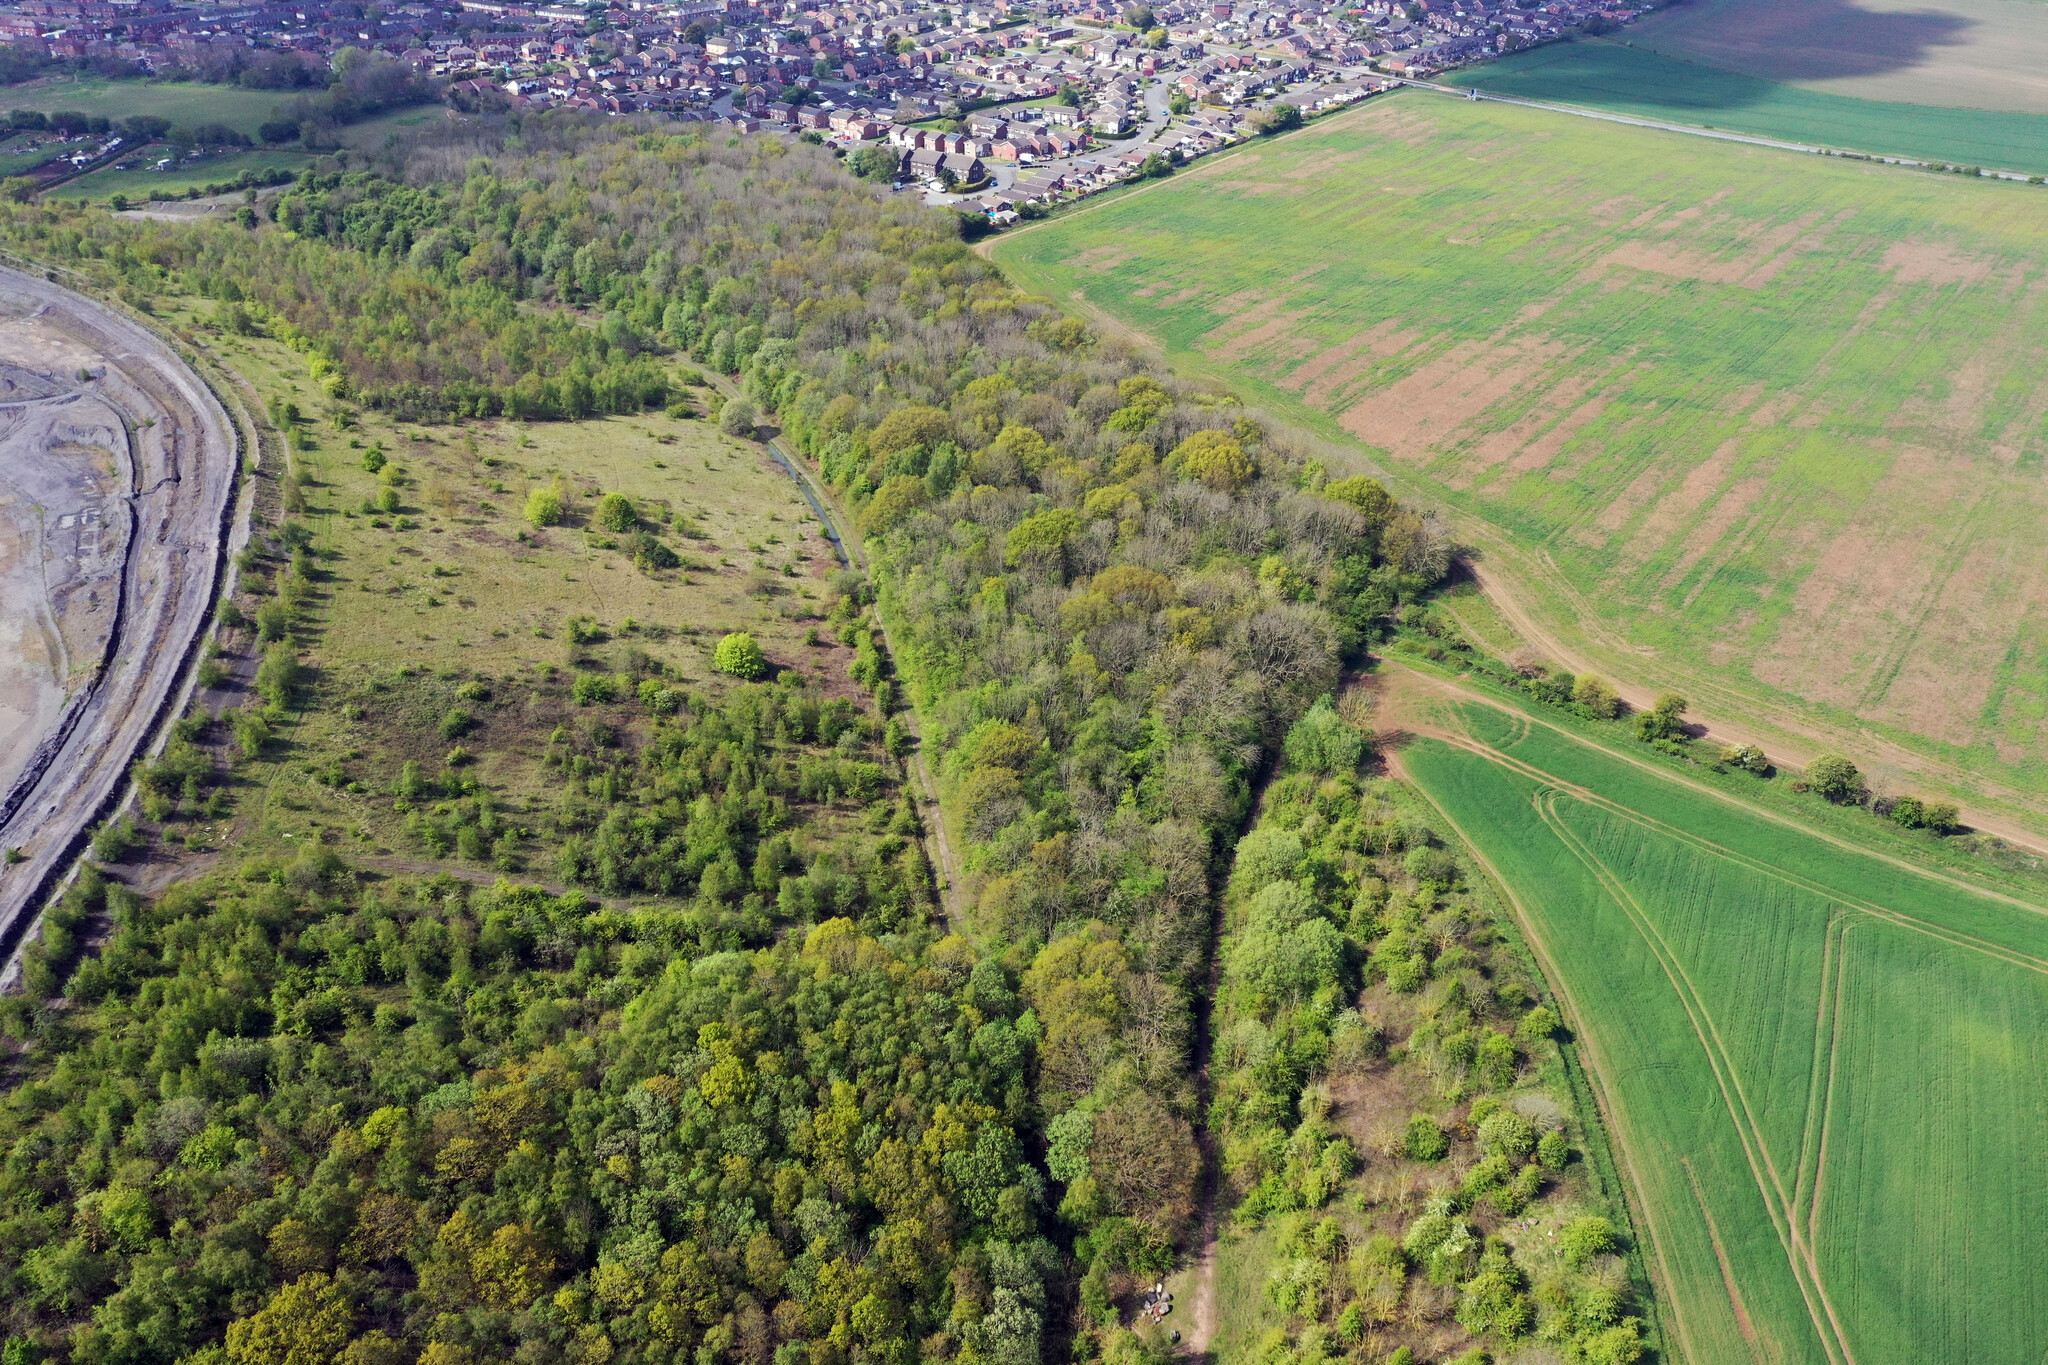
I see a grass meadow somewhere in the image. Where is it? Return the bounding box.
[64,147,318,204]
[1397,688,2048,1363]
[157,296,862,872]
[988,92,2048,817]
[1461,39,2048,173]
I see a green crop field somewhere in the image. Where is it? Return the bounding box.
[988,92,2048,819]
[1461,40,2048,174]
[1395,677,2048,1363]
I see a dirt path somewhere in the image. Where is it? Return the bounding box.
[695,372,967,928]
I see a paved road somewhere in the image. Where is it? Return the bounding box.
[0,265,236,982]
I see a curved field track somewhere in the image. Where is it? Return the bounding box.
[1391,671,2048,1363]
[0,265,235,967]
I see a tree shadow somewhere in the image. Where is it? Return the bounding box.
[1639,0,1977,84]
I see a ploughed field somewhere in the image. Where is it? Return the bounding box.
[990,94,2048,808]
[1397,687,2048,1365]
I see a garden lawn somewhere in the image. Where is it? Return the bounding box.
[988,91,2048,817]
[1398,694,2048,1364]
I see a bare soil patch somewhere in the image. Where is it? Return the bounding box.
[1337,335,1573,462]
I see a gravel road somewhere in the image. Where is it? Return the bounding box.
[0,264,236,979]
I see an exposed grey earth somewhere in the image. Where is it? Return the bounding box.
[0,265,234,963]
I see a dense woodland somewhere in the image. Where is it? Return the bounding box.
[0,113,1648,1365]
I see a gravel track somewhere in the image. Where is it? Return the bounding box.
[0,265,236,980]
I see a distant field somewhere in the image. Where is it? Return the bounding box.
[62,147,317,204]
[1396,677,2048,1364]
[61,147,317,204]
[1462,39,2048,173]
[1621,0,2048,115]
[989,93,2048,818]
[0,78,293,138]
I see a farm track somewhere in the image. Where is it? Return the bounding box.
[700,372,967,930]
[0,263,236,984]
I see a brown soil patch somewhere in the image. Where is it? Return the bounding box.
[1459,361,1636,487]
[1074,243,1134,273]
[1337,335,1574,462]
[1601,209,1827,289]
[1199,295,1313,364]
[1287,319,1424,407]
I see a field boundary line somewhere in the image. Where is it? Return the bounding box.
[1389,747,1704,1365]
[1395,664,2048,923]
[1680,1155,1771,1365]
[1533,789,1852,1365]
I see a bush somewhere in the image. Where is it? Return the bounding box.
[1572,673,1622,718]
[571,672,620,705]
[714,631,767,680]
[1559,1215,1616,1270]
[595,492,637,532]
[91,818,139,863]
[1404,1114,1449,1161]
[720,398,758,437]
[525,485,565,528]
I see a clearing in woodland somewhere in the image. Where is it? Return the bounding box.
[1388,670,2048,1365]
[989,93,2048,824]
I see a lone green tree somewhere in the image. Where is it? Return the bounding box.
[1806,753,1866,804]
[714,631,767,680]
[524,485,564,528]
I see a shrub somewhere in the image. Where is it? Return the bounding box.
[1718,742,1769,774]
[1476,1109,1535,1163]
[714,631,768,680]
[1403,1114,1449,1161]
[91,818,139,863]
[571,672,620,705]
[1572,673,1622,719]
[1559,1215,1616,1270]
[595,492,637,531]
[525,485,564,528]
[719,398,758,437]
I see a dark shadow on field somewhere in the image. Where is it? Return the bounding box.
[1469,10,1972,118]
[1640,0,1975,82]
